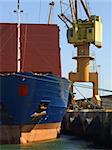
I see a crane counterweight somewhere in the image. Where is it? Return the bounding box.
[67,15,102,48]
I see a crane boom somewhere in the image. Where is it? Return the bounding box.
[69,0,74,22]
[80,0,91,20]
[74,0,78,20]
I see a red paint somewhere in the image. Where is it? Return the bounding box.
[0,23,17,72]
[0,23,61,77]
[18,85,28,96]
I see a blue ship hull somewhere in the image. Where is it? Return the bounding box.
[0,72,70,144]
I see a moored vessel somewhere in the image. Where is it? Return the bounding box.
[0,0,70,144]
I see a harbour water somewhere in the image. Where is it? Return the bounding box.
[0,135,110,150]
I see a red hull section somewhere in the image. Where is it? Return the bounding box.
[0,23,61,76]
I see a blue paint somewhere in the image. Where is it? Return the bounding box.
[0,73,70,125]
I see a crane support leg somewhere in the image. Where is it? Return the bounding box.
[89,72,101,106]
[68,43,101,107]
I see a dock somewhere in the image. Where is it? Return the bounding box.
[62,109,112,146]
[61,95,112,147]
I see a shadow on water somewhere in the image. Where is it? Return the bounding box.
[0,135,111,150]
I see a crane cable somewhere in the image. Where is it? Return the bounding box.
[69,0,74,22]
[74,86,86,99]
[71,0,75,13]
[74,86,102,108]
[38,0,41,23]
[74,83,112,93]
[60,0,63,14]
[60,0,71,16]
[84,0,91,15]
[79,0,83,18]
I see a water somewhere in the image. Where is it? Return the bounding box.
[0,135,110,150]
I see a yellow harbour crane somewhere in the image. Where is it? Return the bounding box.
[58,0,102,108]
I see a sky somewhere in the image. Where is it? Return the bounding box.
[0,0,112,99]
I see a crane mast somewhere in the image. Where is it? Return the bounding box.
[59,0,102,108]
[48,1,55,24]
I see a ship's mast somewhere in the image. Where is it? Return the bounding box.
[17,0,21,72]
[48,1,55,24]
